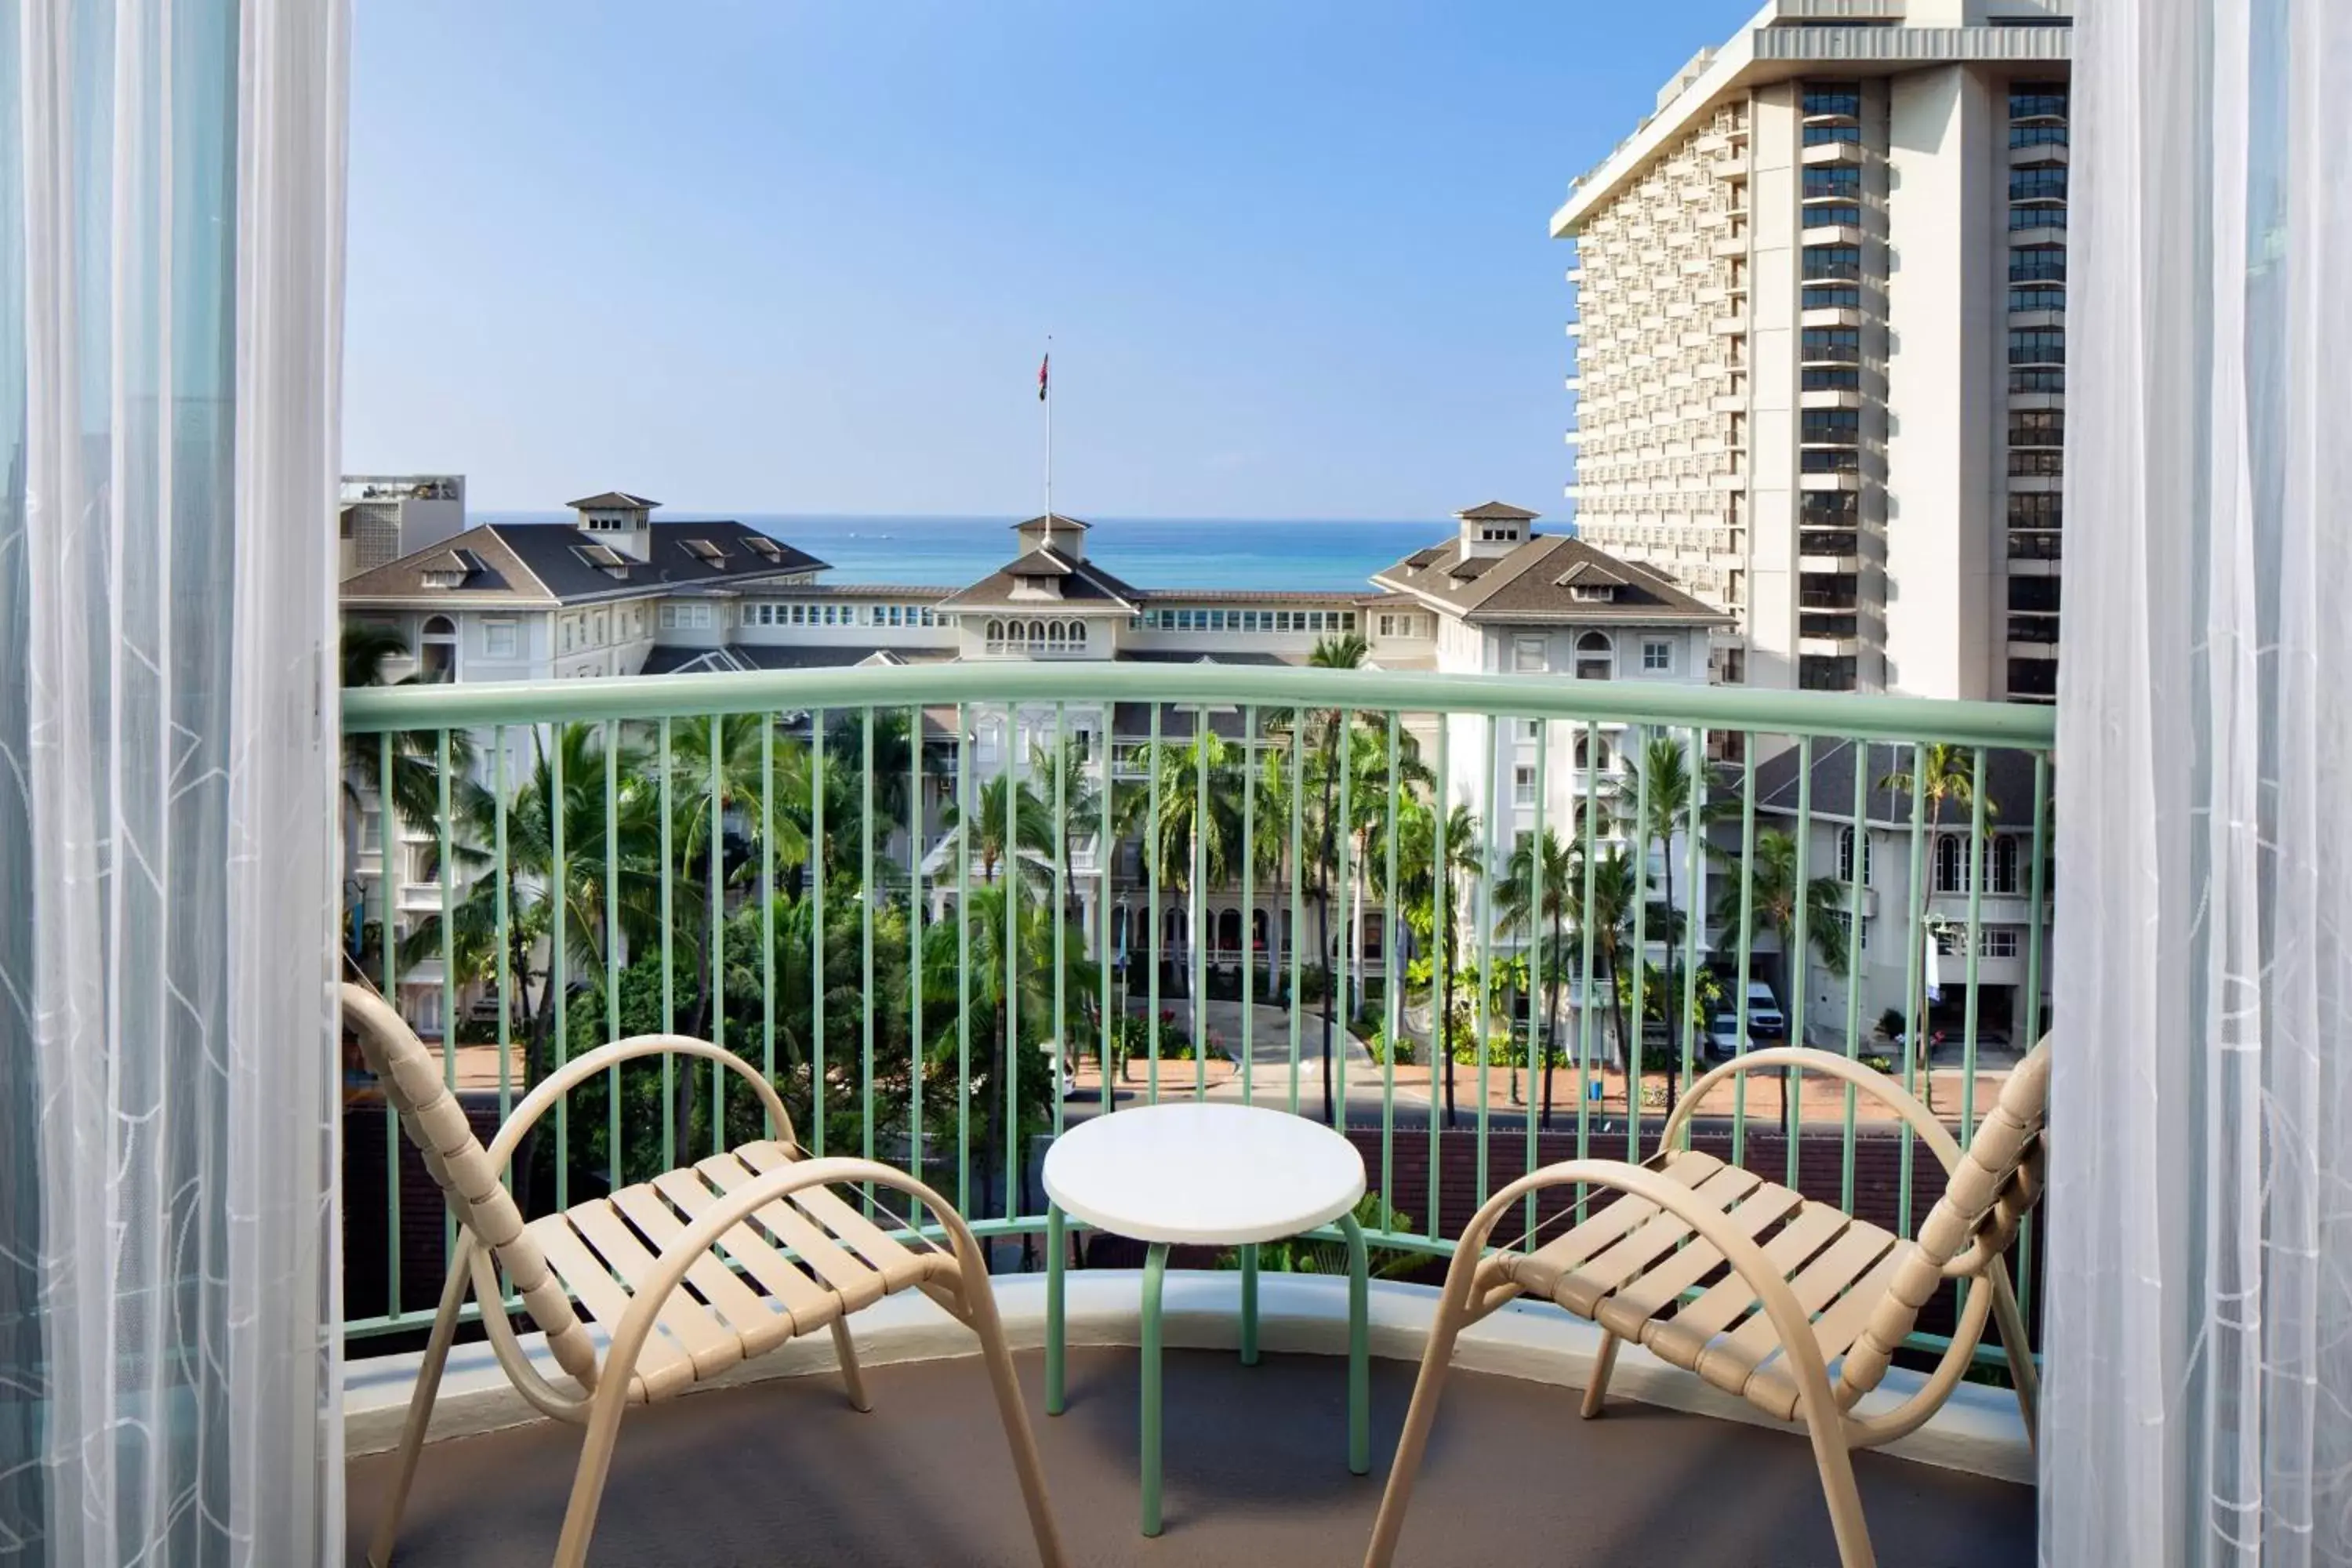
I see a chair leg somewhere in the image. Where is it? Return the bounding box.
[551,1368,636,1568]
[1579,1330,1621,1419]
[829,1318,873,1413]
[1804,1417,1876,1568]
[1985,1261,2039,1453]
[1361,1276,1474,1567]
[367,1239,474,1568]
[960,1268,1069,1567]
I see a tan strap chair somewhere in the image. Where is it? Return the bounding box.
[1363,1040,2049,1568]
[343,982,1065,1568]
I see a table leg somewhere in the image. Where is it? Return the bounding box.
[1046,1205,1066,1416]
[1339,1211,1370,1476]
[1141,1242,1170,1537]
[1240,1243,1260,1366]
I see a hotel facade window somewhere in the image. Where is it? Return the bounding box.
[1514,635,1548,673]
[481,619,517,658]
[1642,639,1671,673]
[1573,632,1613,681]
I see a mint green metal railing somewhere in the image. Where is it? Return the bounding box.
[343,664,2054,1370]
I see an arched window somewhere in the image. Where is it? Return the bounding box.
[1215,909,1242,953]
[1991,834,2021,894]
[1031,619,1047,644]
[419,614,457,682]
[1838,826,1872,884]
[1934,833,1969,893]
[1574,630,1614,681]
[985,619,1004,645]
[1251,909,1269,953]
[1572,732,1613,772]
[1163,906,1186,944]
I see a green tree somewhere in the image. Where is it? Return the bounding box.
[938,770,1055,887]
[1117,728,1245,1000]
[1396,797,1482,1127]
[1875,743,1994,1094]
[1621,733,1726,1076]
[1496,826,1579,1128]
[1709,829,1852,1054]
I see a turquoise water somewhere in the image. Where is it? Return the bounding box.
[479,512,1450,591]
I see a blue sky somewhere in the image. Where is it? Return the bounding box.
[343,1,1757,519]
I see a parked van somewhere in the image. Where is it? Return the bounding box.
[1744,980,1787,1039]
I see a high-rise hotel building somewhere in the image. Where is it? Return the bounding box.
[1552,2,2071,701]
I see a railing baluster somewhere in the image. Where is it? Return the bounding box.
[1289,715,1305,1118]
[711,714,728,1158]
[862,706,877,1207]
[1842,742,1868,1214]
[1430,716,1450,1239]
[1961,747,1989,1145]
[1004,702,1020,1221]
[438,730,457,1270]
[1383,711,1402,1217]
[1475,715,1495,1204]
[1148,704,1163,1104]
[761,719,776,1140]
[1576,720,1599,1217]
[1679,725,1705,1142]
[1053,703,1069,1141]
[1525,714,1547,1236]
[1241,706,1258,1109]
[379,733,399,1309]
[2016,752,2051,1339]
[956,702,972,1214]
[1192,704,1208,1101]
[1730,740,1756,1169]
[1098,711,1114,1117]
[1338,704,1355,1127]
[553,730,570,1210]
[1628,724,1651,1162]
[659,718,674,1173]
[907,705,926,1232]
[1788,735,1814,1189]
[493,726,513,1146]
[1899,741,1930,1238]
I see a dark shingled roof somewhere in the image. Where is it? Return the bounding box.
[341,521,826,607]
[1751,739,2048,829]
[639,644,956,676]
[566,490,661,510]
[1116,649,1300,667]
[1111,701,1257,740]
[1012,513,1091,532]
[933,545,1145,612]
[1372,533,1729,626]
[1457,500,1541,521]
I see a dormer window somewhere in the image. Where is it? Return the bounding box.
[571,543,630,580]
[742,536,783,562]
[680,538,728,566]
[417,547,485,590]
[1569,583,1617,602]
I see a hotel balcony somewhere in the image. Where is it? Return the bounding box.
[336,664,2052,1566]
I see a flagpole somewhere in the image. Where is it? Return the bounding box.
[1044,334,1054,522]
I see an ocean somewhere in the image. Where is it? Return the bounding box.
[477,512,1447,592]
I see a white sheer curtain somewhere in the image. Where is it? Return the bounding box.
[2,1,349,1562]
[2046,0,2352,1563]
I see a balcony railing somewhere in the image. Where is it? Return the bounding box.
[340,664,2056,1377]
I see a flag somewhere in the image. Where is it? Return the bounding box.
[1038,353,1050,402]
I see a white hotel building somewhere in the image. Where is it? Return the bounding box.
[342,487,1727,1036]
[1552,0,2071,703]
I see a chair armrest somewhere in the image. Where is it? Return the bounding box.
[483,1034,796,1173]
[1657,1046,1964,1177]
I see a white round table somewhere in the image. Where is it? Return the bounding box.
[1040,1102,1371,1537]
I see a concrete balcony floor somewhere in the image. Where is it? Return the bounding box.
[347,1345,2034,1566]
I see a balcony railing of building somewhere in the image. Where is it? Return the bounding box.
[340,664,2056,1382]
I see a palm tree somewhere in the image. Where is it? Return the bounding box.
[1345,724,1433,1021]
[1621,733,1723,1073]
[1118,730,1244,1003]
[1250,744,1305,1001]
[1875,743,1991,1091]
[1496,826,1578,1129]
[1297,633,1370,1124]
[339,624,484,964]
[1570,847,1639,1108]
[1028,734,1102,916]
[938,771,1054,888]
[918,884,1099,1227]
[1710,828,1852,998]
[1396,797,1481,1127]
